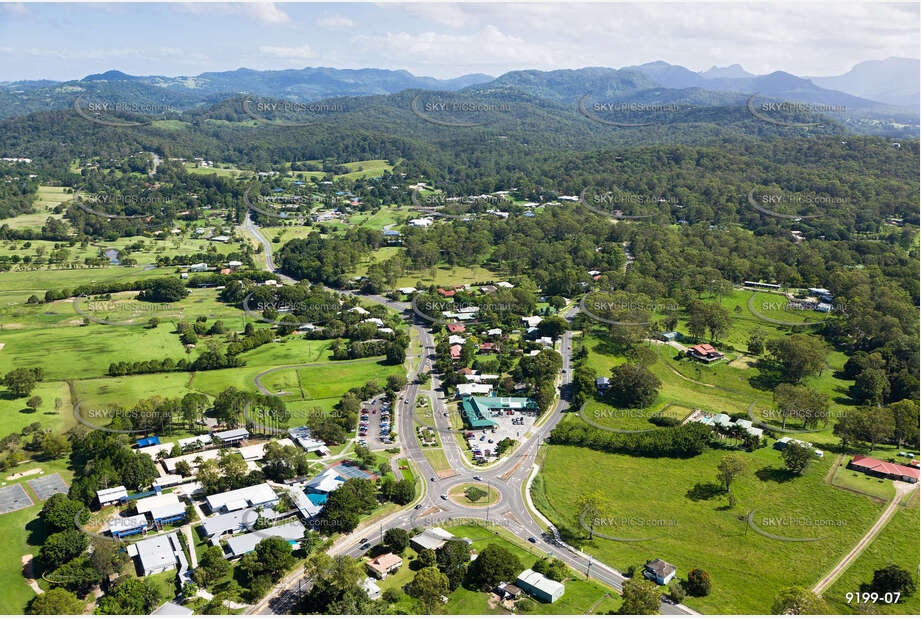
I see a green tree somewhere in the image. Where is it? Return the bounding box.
[38,529,88,570]
[609,363,661,408]
[716,454,745,506]
[668,580,686,603]
[889,400,921,449]
[869,564,916,598]
[465,543,522,590]
[95,576,162,614]
[685,568,711,596]
[384,528,410,554]
[28,588,85,615]
[771,586,827,614]
[436,539,470,590]
[620,577,660,614]
[194,545,231,586]
[782,441,814,475]
[254,536,296,579]
[765,335,825,384]
[407,566,449,613]
[39,493,88,531]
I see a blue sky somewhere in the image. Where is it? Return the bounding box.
[0,2,918,82]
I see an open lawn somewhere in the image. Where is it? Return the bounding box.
[824,499,920,615]
[0,186,70,230]
[533,442,885,614]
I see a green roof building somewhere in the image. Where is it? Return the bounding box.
[460,396,536,429]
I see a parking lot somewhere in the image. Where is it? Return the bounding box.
[356,395,393,451]
[463,407,538,463]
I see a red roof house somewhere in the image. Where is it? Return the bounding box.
[447,323,466,333]
[849,454,919,483]
[479,342,497,353]
[437,288,456,297]
[450,345,462,360]
[686,343,725,363]
[457,367,474,375]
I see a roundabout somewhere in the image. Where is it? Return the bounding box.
[445,482,501,508]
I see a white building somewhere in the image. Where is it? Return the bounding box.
[205,482,278,513]
[129,532,185,576]
[97,486,128,506]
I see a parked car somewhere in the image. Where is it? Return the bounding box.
[528,537,537,543]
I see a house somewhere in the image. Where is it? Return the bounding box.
[190,263,208,272]
[480,285,497,294]
[521,316,542,328]
[450,344,462,360]
[362,317,384,327]
[457,383,493,397]
[497,583,523,600]
[137,437,161,448]
[205,482,278,513]
[398,287,417,295]
[849,454,919,484]
[595,376,610,392]
[108,514,149,538]
[410,527,454,551]
[487,328,503,337]
[437,288,456,297]
[449,334,467,345]
[348,306,370,315]
[643,559,677,585]
[409,217,433,227]
[213,428,249,446]
[129,532,185,576]
[660,331,680,342]
[366,552,403,579]
[686,344,725,363]
[447,323,466,333]
[211,235,231,243]
[479,342,497,353]
[227,260,243,268]
[97,486,128,507]
[496,281,514,288]
[226,522,305,558]
[516,569,565,603]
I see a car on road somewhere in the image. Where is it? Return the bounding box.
[360,537,368,543]
[528,537,537,543]
[414,504,423,510]
[488,439,493,443]
[430,476,435,481]
[440,494,447,500]
[473,475,482,481]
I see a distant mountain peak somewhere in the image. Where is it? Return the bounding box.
[82,70,138,81]
[700,64,752,79]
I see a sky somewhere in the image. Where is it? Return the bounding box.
[0,1,918,82]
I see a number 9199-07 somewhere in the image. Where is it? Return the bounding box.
[845,592,900,604]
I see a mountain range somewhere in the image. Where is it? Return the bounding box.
[0,59,916,137]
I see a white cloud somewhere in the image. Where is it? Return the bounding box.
[356,24,557,70]
[175,2,290,25]
[318,15,356,29]
[258,43,316,60]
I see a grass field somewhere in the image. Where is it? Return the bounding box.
[0,186,70,230]
[532,442,884,614]
[824,498,920,615]
[421,447,452,474]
